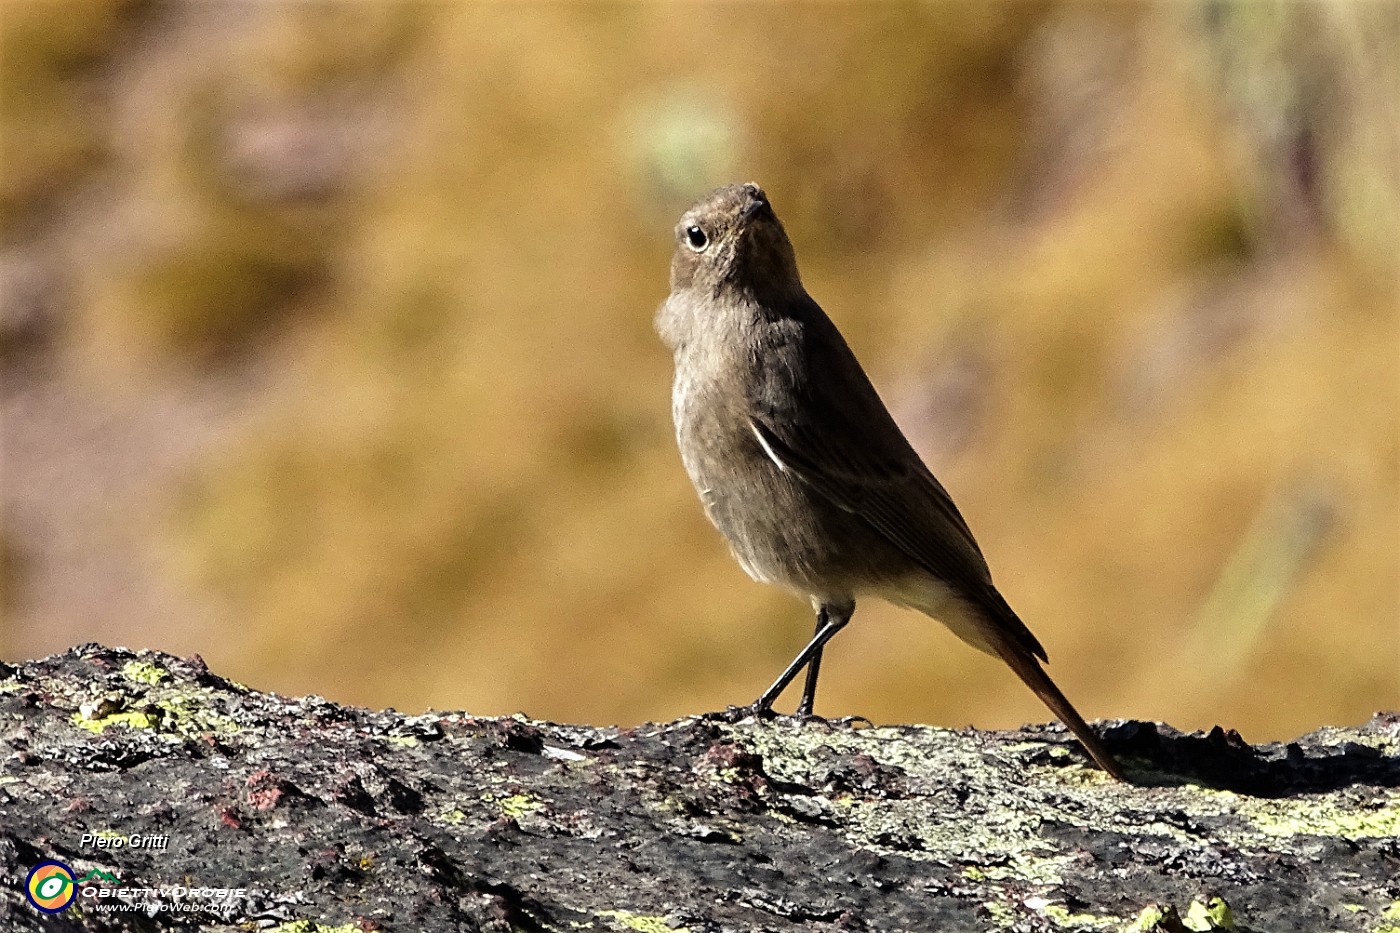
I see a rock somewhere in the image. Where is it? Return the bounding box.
[1,645,1396,931]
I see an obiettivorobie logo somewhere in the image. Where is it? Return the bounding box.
[79,869,120,885]
[24,860,251,918]
[25,860,77,913]
[25,864,120,914]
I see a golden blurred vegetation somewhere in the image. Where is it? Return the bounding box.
[2,1,1396,741]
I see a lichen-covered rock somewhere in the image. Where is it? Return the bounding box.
[0,646,1396,932]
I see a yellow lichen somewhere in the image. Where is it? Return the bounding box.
[1188,786,1400,843]
[72,709,155,733]
[596,909,688,933]
[1183,896,1235,930]
[984,902,1018,926]
[121,660,169,685]
[494,793,542,818]
[379,734,420,747]
[70,686,239,738]
[1249,799,1400,841]
[152,694,241,737]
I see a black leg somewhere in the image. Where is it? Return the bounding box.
[795,612,828,717]
[754,602,853,714]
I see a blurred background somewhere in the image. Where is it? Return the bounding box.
[2,1,1396,742]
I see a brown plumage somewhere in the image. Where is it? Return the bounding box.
[657,182,1125,781]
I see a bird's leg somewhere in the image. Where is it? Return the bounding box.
[753,602,852,715]
[795,610,829,717]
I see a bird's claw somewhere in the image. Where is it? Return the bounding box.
[702,704,778,725]
[700,705,869,728]
[794,711,874,730]
[830,714,874,729]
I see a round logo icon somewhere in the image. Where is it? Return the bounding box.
[25,860,77,913]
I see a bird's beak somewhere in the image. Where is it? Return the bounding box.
[740,197,770,223]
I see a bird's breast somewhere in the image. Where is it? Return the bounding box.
[669,358,880,599]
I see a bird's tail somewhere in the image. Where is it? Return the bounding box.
[992,637,1127,782]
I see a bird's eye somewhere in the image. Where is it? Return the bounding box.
[685,226,708,251]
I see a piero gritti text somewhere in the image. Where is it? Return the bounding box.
[79,832,170,851]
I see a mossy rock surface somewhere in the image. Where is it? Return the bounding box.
[0,645,1397,931]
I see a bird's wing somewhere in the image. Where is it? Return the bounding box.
[747,414,987,587]
[746,312,1046,661]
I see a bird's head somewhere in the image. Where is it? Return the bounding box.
[670,182,802,300]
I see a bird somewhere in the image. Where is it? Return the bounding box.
[655,181,1125,781]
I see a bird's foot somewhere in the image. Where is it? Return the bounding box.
[702,703,778,725]
[793,711,874,730]
[700,705,870,728]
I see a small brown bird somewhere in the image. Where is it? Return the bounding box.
[657,182,1124,781]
